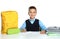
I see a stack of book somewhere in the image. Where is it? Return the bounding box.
[47,26,60,36]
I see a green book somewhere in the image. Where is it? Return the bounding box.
[47,32,60,36]
[7,28,20,35]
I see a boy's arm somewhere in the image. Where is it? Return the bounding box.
[39,20,47,34]
[20,22,26,32]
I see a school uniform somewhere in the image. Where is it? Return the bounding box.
[20,18,46,31]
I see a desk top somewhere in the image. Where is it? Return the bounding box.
[0,32,60,39]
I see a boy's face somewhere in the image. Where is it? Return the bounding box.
[28,9,37,19]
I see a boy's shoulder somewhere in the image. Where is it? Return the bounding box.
[35,19,39,21]
[25,19,29,21]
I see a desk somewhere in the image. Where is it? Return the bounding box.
[0,32,60,39]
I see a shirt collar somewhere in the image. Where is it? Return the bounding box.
[29,18,35,21]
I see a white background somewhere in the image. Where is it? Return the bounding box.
[0,0,60,32]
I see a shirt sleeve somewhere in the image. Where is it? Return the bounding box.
[20,22,26,30]
[39,20,47,30]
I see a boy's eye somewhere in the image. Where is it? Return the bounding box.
[33,12,36,13]
[29,11,36,13]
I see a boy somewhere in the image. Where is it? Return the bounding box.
[20,6,46,34]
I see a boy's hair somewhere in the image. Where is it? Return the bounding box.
[29,6,37,11]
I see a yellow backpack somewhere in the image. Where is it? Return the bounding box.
[1,11,18,34]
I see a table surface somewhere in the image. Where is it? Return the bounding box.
[0,32,60,39]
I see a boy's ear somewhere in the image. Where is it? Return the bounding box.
[28,12,29,15]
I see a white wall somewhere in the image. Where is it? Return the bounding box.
[0,0,60,31]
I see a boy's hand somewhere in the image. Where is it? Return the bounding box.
[21,29,26,32]
[40,30,46,34]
